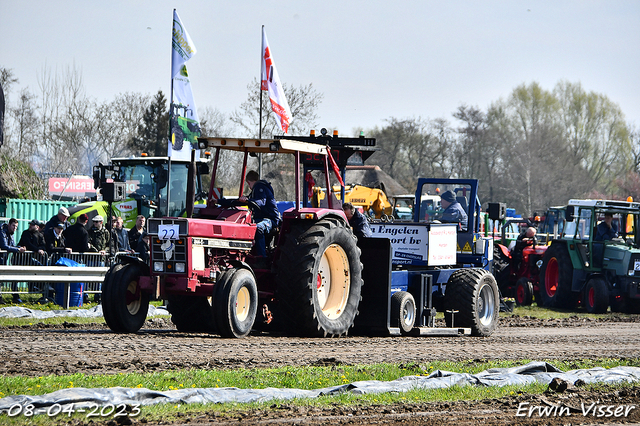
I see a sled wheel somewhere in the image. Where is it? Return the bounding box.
[584,277,609,314]
[167,295,216,332]
[391,291,416,334]
[104,263,149,333]
[444,269,500,337]
[213,268,258,338]
[515,277,533,306]
[276,217,363,337]
[102,263,124,331]
[539,243,575,308]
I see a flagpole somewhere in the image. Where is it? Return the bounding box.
[167,9,176,217]
[258,25,264,178]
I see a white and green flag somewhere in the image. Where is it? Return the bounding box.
[170,10,200,160]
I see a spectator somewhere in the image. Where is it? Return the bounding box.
[44,207,70,232]
[342,202,372,239]
[88,215,114,255]
[238,170,281,257]
[137,230,150,263]
[129,215,146,252]
[112,216,132,252]
[63,214,91,253]
[440,190,468,228]
[44,222,72,255]
[0,218,27,303]
[18,219,46,256]
[595,213,618,241]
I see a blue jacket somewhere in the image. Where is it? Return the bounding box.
[248,180,281,225]
[441,201,468,228]
[0,223,20,253]
[595,221,618,241]
[349,210,372,239]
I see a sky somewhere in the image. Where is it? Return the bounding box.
[2,1,639,136]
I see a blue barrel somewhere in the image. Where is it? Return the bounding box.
[54,283,84,308]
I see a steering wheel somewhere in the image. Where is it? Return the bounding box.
[229,199,261,217]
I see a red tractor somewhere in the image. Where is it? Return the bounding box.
[488,204,547,306]
[102,137,364,337]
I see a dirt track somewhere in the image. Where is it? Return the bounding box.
[2,315,640,425]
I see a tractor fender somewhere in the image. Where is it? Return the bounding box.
[115,254,150,276]
[229,260,257,279]
[496,243,511,259]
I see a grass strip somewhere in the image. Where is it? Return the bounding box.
[0,358,638,424]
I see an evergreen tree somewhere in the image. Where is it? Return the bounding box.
[132,90,169,156]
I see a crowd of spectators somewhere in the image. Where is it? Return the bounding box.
[0,209,151,304]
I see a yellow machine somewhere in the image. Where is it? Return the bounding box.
[312,184,393,219]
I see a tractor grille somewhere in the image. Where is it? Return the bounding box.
[151,237,187,274]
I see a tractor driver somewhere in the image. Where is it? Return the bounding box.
[511,227,537,272]
[239,170,281,257]
[440,190,468,229]
[595,212,618,241]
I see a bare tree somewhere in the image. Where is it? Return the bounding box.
[230,78,323,138]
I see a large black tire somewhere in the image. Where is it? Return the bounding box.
[583,277,609,314]
[101,264,124,331]
[167,295,216,332]
[539,243,575,308]
[103,263,149,333]
[213,268,258,338]
[391,291,416,334]
[444,269,500,337]
[515,277,534,306]
[275,217,363,337]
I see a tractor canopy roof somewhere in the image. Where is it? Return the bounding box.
[568,199,640,212]
[198,137,328,156]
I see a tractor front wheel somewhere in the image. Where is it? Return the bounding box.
[583,277,609,314]
[103,263,149,333]
[515,277,534,306]
[213,268,258,338]
[444,269,499,337]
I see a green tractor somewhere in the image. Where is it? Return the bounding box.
[67,156,210,229]
[539,199,640,313]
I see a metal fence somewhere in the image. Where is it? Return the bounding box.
[0,250,126,307]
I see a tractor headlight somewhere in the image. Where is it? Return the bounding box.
[175,262,185,273]
[153,262,164,272]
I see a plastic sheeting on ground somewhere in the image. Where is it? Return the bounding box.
[0,305,169,319]
[0,362,638,416]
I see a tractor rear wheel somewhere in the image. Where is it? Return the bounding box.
[167,296,215,332]
[539,243,575,308]
[275,217,363,337]
[515,277,534,306]
[444,269,499,337]
[583,277,609,314]
[391,291,416,334]
[103,263,149,333]
[213,268,258,338]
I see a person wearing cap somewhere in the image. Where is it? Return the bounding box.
[88,215,114,255]
[44,207,70,232]
[44,221,72,255]
[63,213,91,253]
[440,190,468,228]
[18,219,46,255]
[0,218,27,303]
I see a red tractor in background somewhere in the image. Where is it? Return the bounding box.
[489,203,547,306]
